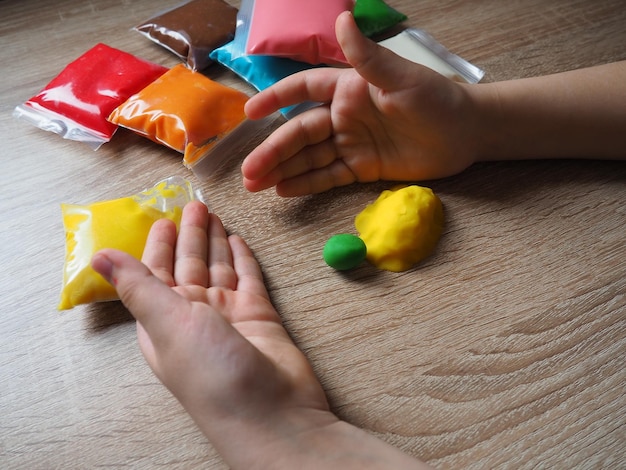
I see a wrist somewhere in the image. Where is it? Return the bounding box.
[468,63,626,162]
[197,405,430,469]
[464,81,511,162]
[196,405,339,469]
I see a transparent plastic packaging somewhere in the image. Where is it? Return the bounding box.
[134,0,238,71]
[58,176,200,310]
[379,28,485,83]
[184,113,283,179]
[232,0,354,66]
[13,103,110,150]
[13,44,168,149]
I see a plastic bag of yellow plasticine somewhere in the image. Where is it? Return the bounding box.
[58,176,200,310]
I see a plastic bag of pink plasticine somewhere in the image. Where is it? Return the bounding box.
[233,0,354,66]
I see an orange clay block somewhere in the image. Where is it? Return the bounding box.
[355,185,444,272]
[108,64,248,163]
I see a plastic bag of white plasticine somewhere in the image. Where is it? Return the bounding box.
[378,28,485,83]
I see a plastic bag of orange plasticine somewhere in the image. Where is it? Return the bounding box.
[58,176,200,310]
[108,64,249,166]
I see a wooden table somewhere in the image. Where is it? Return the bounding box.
[1,0,625,468]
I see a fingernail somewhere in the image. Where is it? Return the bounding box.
[91,252,115,285]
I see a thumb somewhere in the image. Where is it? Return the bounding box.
[336,11,418,92]
[92,249,186,338]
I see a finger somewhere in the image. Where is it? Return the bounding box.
[173,201,210,287]
[92,249,188,341]
[228,235,271,301]
[242,105,333,181]
[141,218,177,287]
[277,139,340,179]
[245,67,344,120]
[248,137,343,193]
[276,159,357,197]
[207,212,237,290]
[336,11,419,92]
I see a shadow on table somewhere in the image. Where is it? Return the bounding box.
[275,158,626,225]
[86,300,134,333]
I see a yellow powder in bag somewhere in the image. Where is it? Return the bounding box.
[58,177,195,310]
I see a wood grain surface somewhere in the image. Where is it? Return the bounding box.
[1,0,625,468]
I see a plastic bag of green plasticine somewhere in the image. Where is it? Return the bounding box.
[354,0,407,37]
[58,176,201,310]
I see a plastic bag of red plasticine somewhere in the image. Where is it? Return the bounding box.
[13,44,168,149]
[232,0,354,66]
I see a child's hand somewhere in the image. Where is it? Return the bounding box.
[242,11,478,196]
[91,201,332,466]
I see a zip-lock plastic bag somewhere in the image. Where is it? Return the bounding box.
[210,41,322,119]
[14,44,168,149]
[108,64,249,164]
[134,0,238,71]
[58,176,200,310]
[378,28,485,83]
[184,112,283,179]
[232,0,354,66]
[354,0,407,37]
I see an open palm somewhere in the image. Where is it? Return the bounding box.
[92,201,329,442]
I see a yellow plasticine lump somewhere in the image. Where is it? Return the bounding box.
[355,185,444,272]
[58,177,196,310]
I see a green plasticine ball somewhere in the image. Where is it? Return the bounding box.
[323,234,367,270]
